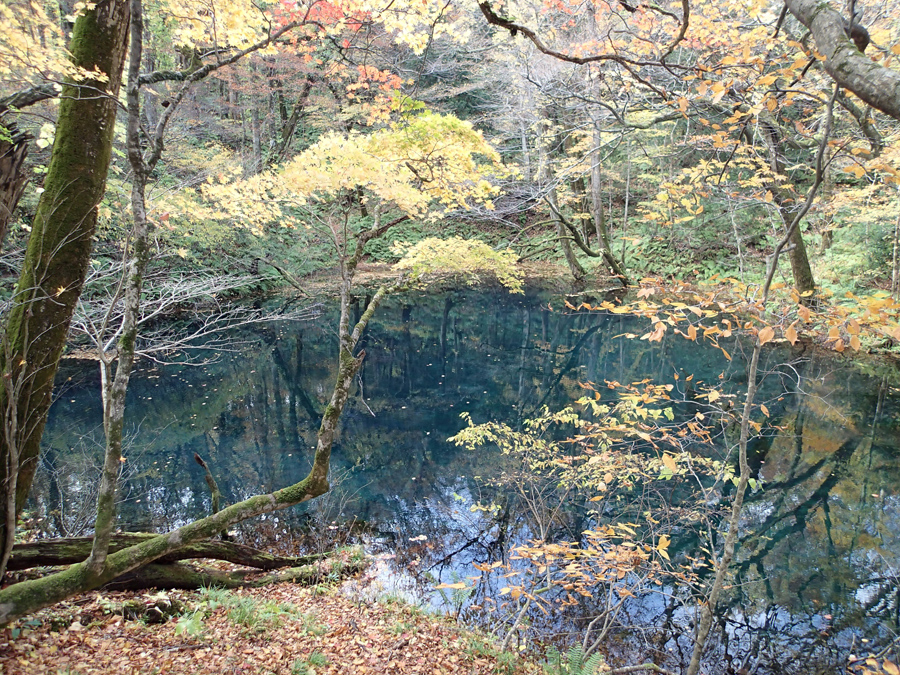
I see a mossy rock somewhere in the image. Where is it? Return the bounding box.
[122,594,185,624]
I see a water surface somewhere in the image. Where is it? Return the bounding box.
[38,288,900,673]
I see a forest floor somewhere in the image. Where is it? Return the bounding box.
[0,553,542,675]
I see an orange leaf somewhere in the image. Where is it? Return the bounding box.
[758,326,775,345]
[785,324,798,345]
[850,335,861,351]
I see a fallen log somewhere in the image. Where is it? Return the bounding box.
[7,534,325,572]
[102,556,367,591]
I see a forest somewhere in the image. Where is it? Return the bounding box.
[0,0,900,673]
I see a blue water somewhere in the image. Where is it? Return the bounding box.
[38,288,900,673]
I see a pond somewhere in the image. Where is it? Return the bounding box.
[37,287,900,674]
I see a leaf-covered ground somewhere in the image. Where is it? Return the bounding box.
[0,572,540,675]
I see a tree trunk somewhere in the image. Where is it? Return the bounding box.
[249,104,262,175]
[8,534,327,571]
[0,120,29,252]
[270,80,313,166]
[759,117,816,297]
[102,556,365,591]
[787,224,815,296]
[0,0,131,578]
[785,0,900,122]
[557,213,586,281]
[87,1,154,575]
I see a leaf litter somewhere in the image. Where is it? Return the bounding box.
[0,563,541,675]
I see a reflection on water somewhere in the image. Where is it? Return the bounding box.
[38,288,900,673]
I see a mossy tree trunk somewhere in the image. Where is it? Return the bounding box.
[0,0,131,578]
[785,0,900,122]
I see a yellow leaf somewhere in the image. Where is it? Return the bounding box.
[760,404,769,417]
[798,304,811,322]
[758,326,775,345]
[850,335,861,351]
[687,324,697,341]
[435,582,467,590]
[662,454,678,474]
[176,248,188,258]
[847,319,860,335]
[707,390,720,403]
[884,660,900,675]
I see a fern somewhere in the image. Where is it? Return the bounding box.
[546,645,605,675]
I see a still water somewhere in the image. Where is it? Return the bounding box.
[38,288,900,673]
